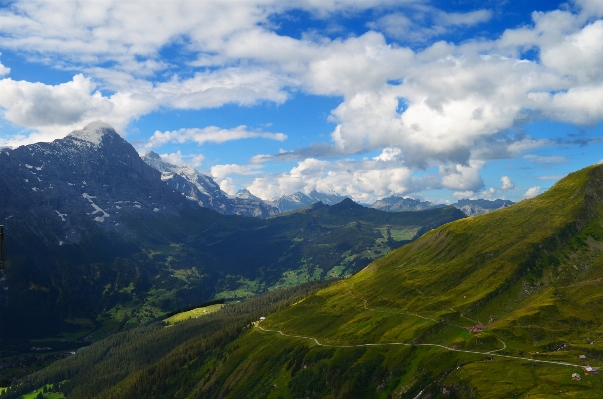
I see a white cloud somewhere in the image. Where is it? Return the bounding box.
[452,191,474,200]
[245,148,446,202]
[574,0,603,18]
[367,8,492,42]
[540,20,603,84]
[153,68,292,109]
[0,71,289,147]
[523,154,570,164]
[524,186,541,198]
[1,0,603,201]
[0,56,9,76]
[219,178,238,196]
[210,163,264,180]
[0,74,154,146]
[142,126,286,153]
[159,151,205,168]
[372,146,402,161]
[439,161,484,191]
[598,159,603,164]
[500,176,514,191]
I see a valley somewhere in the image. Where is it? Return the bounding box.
[2,1,603,397]
[4,164,602,398]
[0,123,465,386]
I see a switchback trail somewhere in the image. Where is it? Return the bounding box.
[256,289,588,370]
[255,325,583,369]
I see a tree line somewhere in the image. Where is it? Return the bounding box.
[1,279,332,399]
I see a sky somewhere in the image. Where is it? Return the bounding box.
[1,0,603,204]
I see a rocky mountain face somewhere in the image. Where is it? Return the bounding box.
[454,198,515,215]
[142,152,231,212]
[268,190,348,213]
[370,196,446,212]
[229,189,279,218]
[371,196,514,216]
[141,154,279,218]
[0,121,187,246]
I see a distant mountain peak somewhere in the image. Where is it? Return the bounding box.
[233,189,262,201]
[145,151,162,160]
[142,152,179,173]
[269,190,349,212]
[67,120,118,145]
[331,197,364,210]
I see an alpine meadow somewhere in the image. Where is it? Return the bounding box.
[1,0,603,398]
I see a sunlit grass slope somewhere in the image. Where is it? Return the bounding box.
[198,164,603,398]
[11,165,603,399]
[164,304,224,326]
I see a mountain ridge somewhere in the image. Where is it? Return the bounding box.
[31,162,600,398]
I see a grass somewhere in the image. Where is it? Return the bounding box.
[164,304,225,326]
[20,384,65,399]
[198,164,603,397]
[11,165,603,398]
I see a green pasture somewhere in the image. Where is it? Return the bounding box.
[164,304,225,326]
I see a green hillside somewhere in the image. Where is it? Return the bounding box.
[7,164,603,398]
[0,200,462,384]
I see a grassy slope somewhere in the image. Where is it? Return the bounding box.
[194,165,603,398]
[164,304,224,326]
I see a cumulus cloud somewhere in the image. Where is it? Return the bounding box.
[242,146,442,202]
[500,176,514,191]
[1,0,603,200]
[247,157,423,202]
[439,162,484,192]
[452,187,505,201]
[452,191,474,200]
[159,151,205,168]
[0,72,288,147]
[524,186,541,198]
[0,74,155,146]
[0,58,9,76]
[210,163,264,180]
[218,178,239,196]
[574,0,603,18]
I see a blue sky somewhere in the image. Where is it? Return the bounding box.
[1,0,602,204]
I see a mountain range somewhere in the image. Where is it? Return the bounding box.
[12,163,602,398]
[141,151,279,218]
[371,196,515,215]
[137,133,513,217]
[0,121,465,386]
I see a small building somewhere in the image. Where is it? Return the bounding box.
[469,324,486,334]
[572,373,581,381]
[584,366,599,375]
[579,355,587,360]
[259,317,266,322]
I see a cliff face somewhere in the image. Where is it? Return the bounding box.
[0,121,187,245]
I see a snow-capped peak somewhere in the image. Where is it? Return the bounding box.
[145,151,162,160]
[68,120,116,145]
[232,189,262,201]
[142,152,179,173]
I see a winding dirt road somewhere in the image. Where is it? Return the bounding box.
[255,325,582,369]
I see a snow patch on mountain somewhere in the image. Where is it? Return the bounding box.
[55,210,67,222]
[143,152,279,218]
[68,120,116,146]
[82,193,110,222]
[269,190,348,213]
